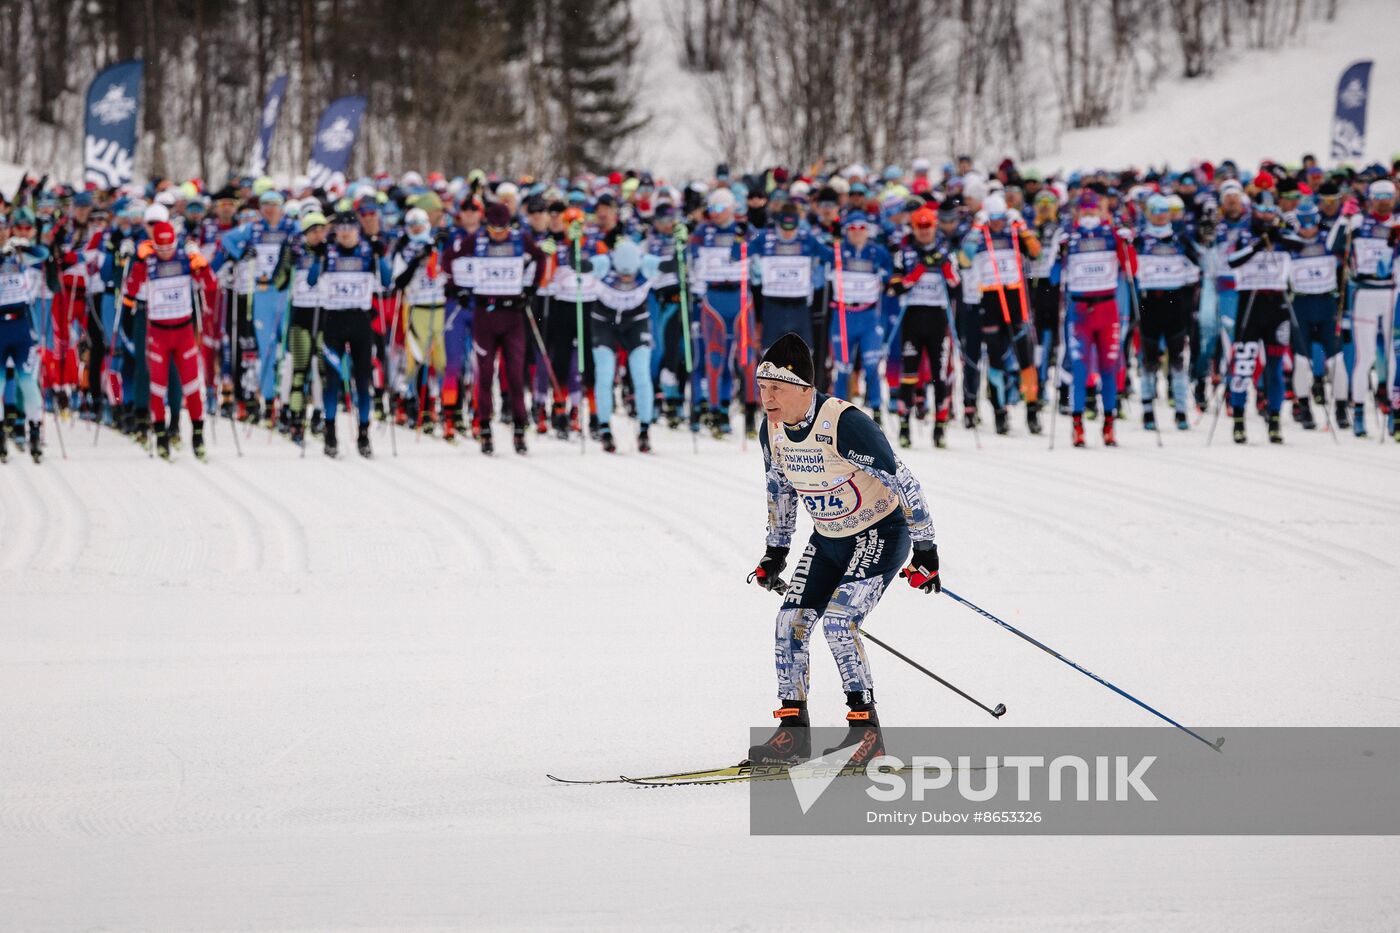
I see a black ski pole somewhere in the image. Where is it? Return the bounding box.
[858,626,1006,720]
[767,579,1004,719]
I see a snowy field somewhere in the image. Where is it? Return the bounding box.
[2,407,1399,932]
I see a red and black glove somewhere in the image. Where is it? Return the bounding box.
[900,544,941,593]
[747,545,789,591]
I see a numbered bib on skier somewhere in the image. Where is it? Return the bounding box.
[147,275,193,321]
[473,256,526,296]
[1067,250,1119,293]
[322,271,372,309]
[762,255,813,298]
[973,249,1023,289]
[906,270,949,307]
[697,245,743,283]
[1234,251,1288,291]
[254,243,281,278]
[451,256,477,289]
[1290,254,1337,294]
[839,270,881,306]
[0,271,29,307]
[1137,254,1191,290]
[1352,238,1391,277]
[291,268,321,306]
[770,396,900,538]
[406,265,446,306]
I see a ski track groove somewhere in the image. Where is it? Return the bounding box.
[0,462,45,574]
[11,466,60,575]
[216,460,313,576]
[1157,447,1400,520]
[390,458,542,571]
[510,454,731,572]
[967,451,1358,573]
[34,461,93,573]
[164,455,266,576]
[328,455,488,574]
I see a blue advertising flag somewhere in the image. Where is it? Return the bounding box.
[1330,60,1373,162]
[83,60,143,189]
[306,96,367,190]
[247,74,289,177]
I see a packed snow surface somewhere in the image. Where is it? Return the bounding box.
[2,407,1398,930]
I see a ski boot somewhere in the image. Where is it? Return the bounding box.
[993,408,1009,436]
[534,402,549,435]
[1072,414,1086,448]
[1193,379,1208,413]
[1085,385,1099,420]
[191,420,207,461]
[552,402,569,440]
[638,424,652,453]
[1335,401,1351,430]
[290,414,306,447]
[27,422,42,463]
[0,429,7,463]
[1175,410,1190,431]
[600,426,617,453]
[745,702,811,767]
[1311,377,1327,407]
[1027,402,1043,435]
[962,406,978,429]
[443,409,460,445]
[932,421,947,449]
[357,423,372,458]
[898,418,912,449]
[155,428,172,461]
[1057,383,1071,416]
[1102,413,1117,447]
[310,409,325,437]
[1267,413,1282,444]
[1297,398,1316,430]
[588,412,601,441]
[1353,404,1367,437]
[277,403,292,436]
[323,421,340,458]
[665,400,682,430]
[1142,406,1157,433]
[820,694,884,769]
[1232,412,1247,444]
[709,408,726,440]
[479,429,494,456]
[513,426,528,455]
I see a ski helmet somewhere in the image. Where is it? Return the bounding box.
[610,239,642,277]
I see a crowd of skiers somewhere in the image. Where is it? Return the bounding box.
[1,150,1397,463]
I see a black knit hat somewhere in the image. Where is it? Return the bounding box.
[757,332,814,387]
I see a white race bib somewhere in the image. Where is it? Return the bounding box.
[473,255,525,296]
[838,270,880,306]
[1137,254,1191,290]
[322,270,372,309]
[1353,238,1391,277]
[761,254,812,298]
[1290,254,1336,295]
[147,275,193,322]
[1066,250,1118,293]
[973,248,1023,289]
[0,271,29,307]
[1234,251,1288,291]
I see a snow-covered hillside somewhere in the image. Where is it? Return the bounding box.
[632,0,1398,178]
[1033,0,1400,174]
[2,411,1397,930]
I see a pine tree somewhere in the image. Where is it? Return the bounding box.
[542,0,644,175]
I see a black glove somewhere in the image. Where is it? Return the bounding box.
[747,545,789,591]
[900,543,941,593]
